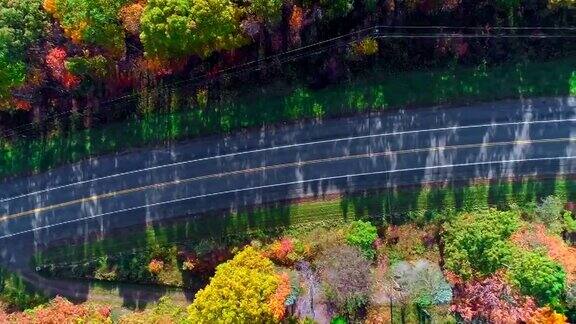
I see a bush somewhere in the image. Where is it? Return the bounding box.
[535,196,565,234]
[451,273,536,323]
[442,209,520,279]
[346,220,378,260]
[120,296,187,323]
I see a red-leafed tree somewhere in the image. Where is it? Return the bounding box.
[45,48,80,89]
[451,273,537,323]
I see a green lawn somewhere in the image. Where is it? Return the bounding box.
[35,177,576,267]
[2,57,575,179]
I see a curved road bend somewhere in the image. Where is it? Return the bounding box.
[0,96,576,303]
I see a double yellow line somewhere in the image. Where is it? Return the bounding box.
[1,137,574,222]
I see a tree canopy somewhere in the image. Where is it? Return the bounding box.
[442,209,520,279]
[509,251,567,308]
[48,0,127,55]
[140,0,247,59]
[187,246,286,323]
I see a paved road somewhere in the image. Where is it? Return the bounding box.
[0,96,576,303]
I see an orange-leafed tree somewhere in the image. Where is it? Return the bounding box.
[512,223,576,283]
[2,296,111,323]
[529,307,568,323]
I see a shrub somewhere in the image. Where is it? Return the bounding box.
[354,37,379,56]
[511,223,576,283]
[346,220,378,260]
[535,196,565,234]
[442,209,520,279]
[508,251,566,308]
[265,237,295,265]
[268,273,291,320]
[0,268,47,310]
[120,296,187,323]
[1,296,111,322]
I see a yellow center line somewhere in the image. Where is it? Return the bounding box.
[1,137,574,222]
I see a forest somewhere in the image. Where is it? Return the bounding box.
[0,0,574,122]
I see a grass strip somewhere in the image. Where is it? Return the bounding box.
[35,177,576,267]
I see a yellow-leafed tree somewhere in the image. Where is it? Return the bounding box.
[188,246,288,323]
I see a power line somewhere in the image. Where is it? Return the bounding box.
[2,25,575,138]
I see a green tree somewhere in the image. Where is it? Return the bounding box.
[248,0,283,24]
[140,0,248,59]
[188,246,281,323]
[0,0,48,54]
[442,209,520,279]
[51,0,127,54]
[508,251,566,308]
[0,0,48,105]
[0,49,25,103]
[345,220,378,260]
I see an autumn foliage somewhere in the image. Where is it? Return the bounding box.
[188,246,289,322]
[45,48,80,89]
[267,272,291,321]
[529,307,569,323]
[147,259,164,274]
[451,273,537,323]
[0,296,111,323]
[264,237,295,265]
[512,223,576,283]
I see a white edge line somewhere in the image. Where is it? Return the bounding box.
[2,117,576,203]
[1,155,575,239]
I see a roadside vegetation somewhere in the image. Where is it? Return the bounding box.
[18,178,574,322]
[6,185,576,322]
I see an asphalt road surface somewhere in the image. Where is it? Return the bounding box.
[1,96,576,302]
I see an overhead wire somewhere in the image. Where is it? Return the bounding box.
[2,24,576,138]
